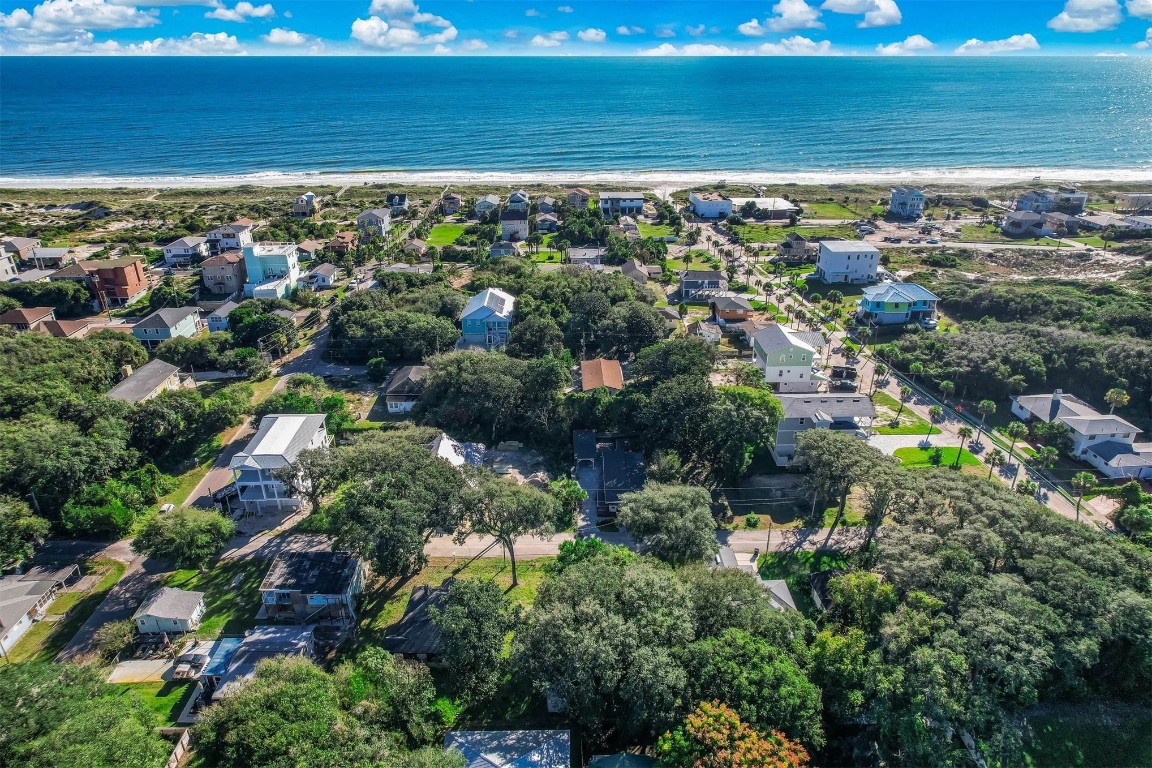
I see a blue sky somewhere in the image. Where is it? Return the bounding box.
[1,0,1150,55]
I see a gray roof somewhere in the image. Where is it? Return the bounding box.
[818,240,879,254]
[1014,392,1139,433]
[358,208,391,221]
[479,194,501,205]
[106,359,180,403]
[1084,441,1152,467]
[386,365,429,396]
[752,324,818,356]
[135,306,200,330]
[714,546,797,611]
[382,578,453,656]
[311,263,337,278]
[568,247,603,261]
[601,449,645,505]
[0,575,55,635]
[573,430,598,462]
[230,413,328,470]
[1,236,39,250]
[445,730,571,768]
[861,282,940,304]
[599,192,645,200]
[30,247,71,260]
[681,269,726,283]
[260,551,360,595]
[499,209,528,221]
[776,394,876,420]
[132,587,205,621]
[210,300,240,318]
[710,295,753,311]
[461,288,515,321]
[166,236,207,249]
[214,626,314,700]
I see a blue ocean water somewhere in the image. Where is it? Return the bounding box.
[1,56,1150,179]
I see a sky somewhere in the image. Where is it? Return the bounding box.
[0,0,1150,56]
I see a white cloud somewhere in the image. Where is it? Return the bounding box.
[686,23,706,35]
[24,29,245,54]
[737,18,766,36]
[460,38,487,50]
[525,7,540,16]
[820,0,901,28]
[954,32,1040,55]
[433,43,449,53]
[875,33,933,55]
[759,35,835,54]
[615,24,644,35]
[1047,0,1122,32]
[640,42,740,56]
[1130,0,1152,19]
[577,27,605,42]
[205,2,275,23]
[1135,27,1152,47]
[557,5,573,12]
[504,29,518,38]
[0,0,159,41]
[530,30,567,46]
[262,26,306,44]
[369,0,415,14]
[654,27,675,37]
[765,0,824,32]
[351,0,457,49]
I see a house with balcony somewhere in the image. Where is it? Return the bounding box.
[1011,390,1152,479]
[1015,187,1088,215]
[679,270,727,300]
[259,550,363,624]
[1002,211,1049,238]
[776,232,816,263]
[599,192,645,218]
[386,193,409,215]
[440,193,463,215]
[538,196,557,213]
[752,324,828,393]
[66,257,149,308]
[710,295,754,324]
[475,194,501,216]
[326,231,358,257]
[688,191,733,219]
[27,247,73,270]
[162,236,209,267]
[201,251,246,295]
[206,220,255,254]
[460,287,514,349]
[291,191,319,218]
[857,282,939,326]
[1,236,40,263]
[206,300,239,332]
[500,210,529,242]
[729,197,800,220]
[0,250,17,282]
[229,413,330,513]
[356,208,392,239]
[814,240,879,284]
[132,307,203,351]
[243,242,300,299]
[771,394,875,466]
[0,565,80,654]
[566,188,591,209]
[507,190,530,212]
[1115,193,1152,213]
[887,187,926,219]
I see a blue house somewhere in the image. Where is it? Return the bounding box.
[243,243,300,299]
[460,288,515,349]
[132,307,204,350]
[856,282,939,326]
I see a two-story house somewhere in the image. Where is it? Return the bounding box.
[301,263,338,290]
[70,257,149,307]
[728,197,799,220]
[206,300,239,332]
[538,196,557,213]
[386,193,409,215]
[201,251,246,295]
[206,219,255,254]
[752,324,828,393]
[688,191,733,219]
[507,190,530,212]
[162,236,209,267]
[599,192,645,218]
[230,413,330,513]
[1115,193,1152,213]
[0,306,55,332]
[460,287,515,349]
[385,365,429,413]
[291,191,319,218]
[856,282,939,326]
[776,232,816,262]
[259,550,364,624]
[1015,187,1088,215]
[132,306,204,350]
[887,187,926,218]
[814,240,879,284]
[475,194,501,216]
[710,295,754,324]
[356,208,392,239]
[1,236,40,263]
[536,213,559,233]
[243,242,300,299]
[566,188,591,209]
[1011,390,1152,479]
[621,258,662,284]
[771,394,875,466]
[28,247,73,270]
[500,210,530,242]
[441,193,463,215]
[0,250,18,281]
[679,270,728,300]
[326,231,358,257]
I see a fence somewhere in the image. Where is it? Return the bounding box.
[161,728,190,768]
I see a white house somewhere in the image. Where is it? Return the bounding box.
[888,187,926,219]
[302,263,338,290]
[689,191,733,219]
[1123,215,1152,231]
[229,413,330,513]
[133,587,206,635]
[0,251,17,282]
[815,240,879,284]
[292,192,319,218]
[444,731,570,768]
[1015,188,1088,215]
[0,565,79,654]
[1115,193,1152,213]
[507,190,530,212]
[771,394,875,466]
[475,194,501,216]
[206,220,255,254]
[599,192,645,217]
[728,197,800,220]
[500,210,530,242]
[386,193,409,214]
[356,208,392,238]
[162,236,209,267]
[1011,390,1152,479]
[385,365,429,413]
[751,324,828,393]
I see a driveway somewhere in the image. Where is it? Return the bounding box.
[56,556,169,663]
[868,434,934,455]
[106,658,174,684]
[185,421,255,509]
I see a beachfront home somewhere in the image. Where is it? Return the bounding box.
[1015,188,1088,215]
[356,208,392,238]
[1,236,40,262]
[771,394,875,466]
[777,232,817,263]
[1044,212,1081,235]
[621,258,661,284]
[162,236,209,267]
[1123,215,1152,230]
[444,731,571,768]
[507,190,530,212]
[888,187,926,219]
[440,193,463,215]
[475,194,501,216]
[599,192,645,218]
[728,197,799,220]
[1115,193,1152,213]
[687,320,721,344]
[752,324,827,393]
[27,247,73,270]
[133,587,206,635]
[291,191,319,218]
[386,193,409,215]
[0,306,55,332]
[386,365,429,414]
[814,240,879,284]
[0,565,80,654]
[500,210,529,242]
[296,239,324,261]
[59,257,149,308]
[710,295,754,324]
[403,239,428,260]
[243,242,300,299]
[201,251,246,295]
[259,550,364,624]
[0,251,17,282]
[580,358,624,392]
[206,220,255,254]
[206,300,239,332]
[689,191,733,219]
[566,188,592,209]
[538,196,557,213]
[132,307,203,351]
[856,282,939,326]
[40,318,95,339]
[106,359,182,403]
[460,287,515,349]
[230,413,330,513]
[679,270,728,300]
[1011,390,1152,479]
[1002,211,1048,238]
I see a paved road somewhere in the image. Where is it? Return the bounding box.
[184,420,256,509]
[56,555,168,663]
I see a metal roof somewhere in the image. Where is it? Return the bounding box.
[230,413,327,470]
[444,730,571,768]
[132,587,205,621]
[461,288,515,321]
[861,282,940,304]
[776,394,876,420]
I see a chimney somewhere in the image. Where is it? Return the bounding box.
[120,364,133,380]
[1052,389,1062,402]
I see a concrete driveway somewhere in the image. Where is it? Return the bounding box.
[107,658,174,684]
[56,557,169,663]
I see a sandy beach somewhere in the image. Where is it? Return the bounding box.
[2,167,1150,192]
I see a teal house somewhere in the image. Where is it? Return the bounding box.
[132,307,204,350]
[856,282,939,326]
[243,243,300,299]
[460,288,515,349]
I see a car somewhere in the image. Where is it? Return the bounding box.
[890,237,902,243]
[919,318,939,330]
[158,503,175,514]
[909,238,922,244]
[926,238,940,244]
[857,226,876,235]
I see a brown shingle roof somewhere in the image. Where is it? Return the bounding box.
[201,251,243,266]
[580,358,624,391]
[0,306,55,325]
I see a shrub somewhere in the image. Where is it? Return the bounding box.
[745,514,761,529]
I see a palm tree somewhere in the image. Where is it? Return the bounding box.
[1036,445,1059,475]
[908,362,924,385]
[1005,421,1029,488]
[871,362,889,395]
[1105,387,1130,414]
[976,399,997,444]
[986,448,1005,479]
[939,380,955,401]
[827,289,844,305]
[895,385,913,419]
[954,426,974,468]
[1071,471,1097,522]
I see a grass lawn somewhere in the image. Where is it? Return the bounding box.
[111,681,196,726]
[758,550,851,617]
[735,223,858,244]
[799,202,858,219]
[164,558,268,639]
[356,556,555,650]
[6,558,126,663]
[871,390,940,436]
[1025,703,1152,768]
[529,250,563,263]
[665,250,716,271]
[426,223,465,247]
[894,446,982,469]
[1069,235,1109,247]
[636,222,675,239]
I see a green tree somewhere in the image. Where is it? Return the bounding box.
[793,430,890,531]
[1105,387,1130,414]
[986,447,1005,479]
[633,336,718,382]
[148,275,193,311]
[617,483,718,565]
[1070,471,1097,522]
[430,578,515,700]
[939,380,955,400]
[976,399,997,443]
[334,647,448,747]
[22,695,171,768]
[871,362,888,395]
[505,315,564,359]
[596,301,666,355]
[895,385,912,419]
[131,508,236,568]
[656,700,809,768]
[0,495,50,567]
[458,478,559,586]
[548,478,587,528]
[954,426,974,468]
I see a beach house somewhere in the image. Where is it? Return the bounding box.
[0,250,18,281]
[106,359,183,403]
[599,192,645,218]
[688,191,733,219]
[162,236,209,267]
[710,295,754,324]
[386,193,409,215]
[206,220,255,254]
[1,236,40,262]
[566,188,591,209]
[538,196,557,213]
[291,192,319,218]
[567,247,603,268]
[580,358,624,392]
[771,394,875,466]
[475,194,501,216]
[206,300,239,332]
[856,282,939,326]
[385,365,429,413]
[888,187,926,219]
[460,287,515,349]
[356,208,392,238]
[500,210,530,242]
[0,565,80,654]
[1115,193,1152,213]
[621,258,662,284]
[507,190,530,212]
[728,197,799,220]
[0,306,55,333]
[27,247,73,270]
[259,550,364,624]
[536,212,559,233]
[326,231,358,257]
[751,324,827,393]
[679,270,728,300]
[776,232,817,262]
[132,306,203,350]
[243,242,300,299]
[201,251,246,295]
[814,240,879,284]
[302,263,338,290]
[133,587,206,635]
[1015,187,1088,215]
[440,193,463,215]
[230,413,330,513]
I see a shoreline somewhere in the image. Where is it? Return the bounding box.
[2,167,1151,191]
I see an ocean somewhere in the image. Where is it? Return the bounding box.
[1,56,1151,184]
